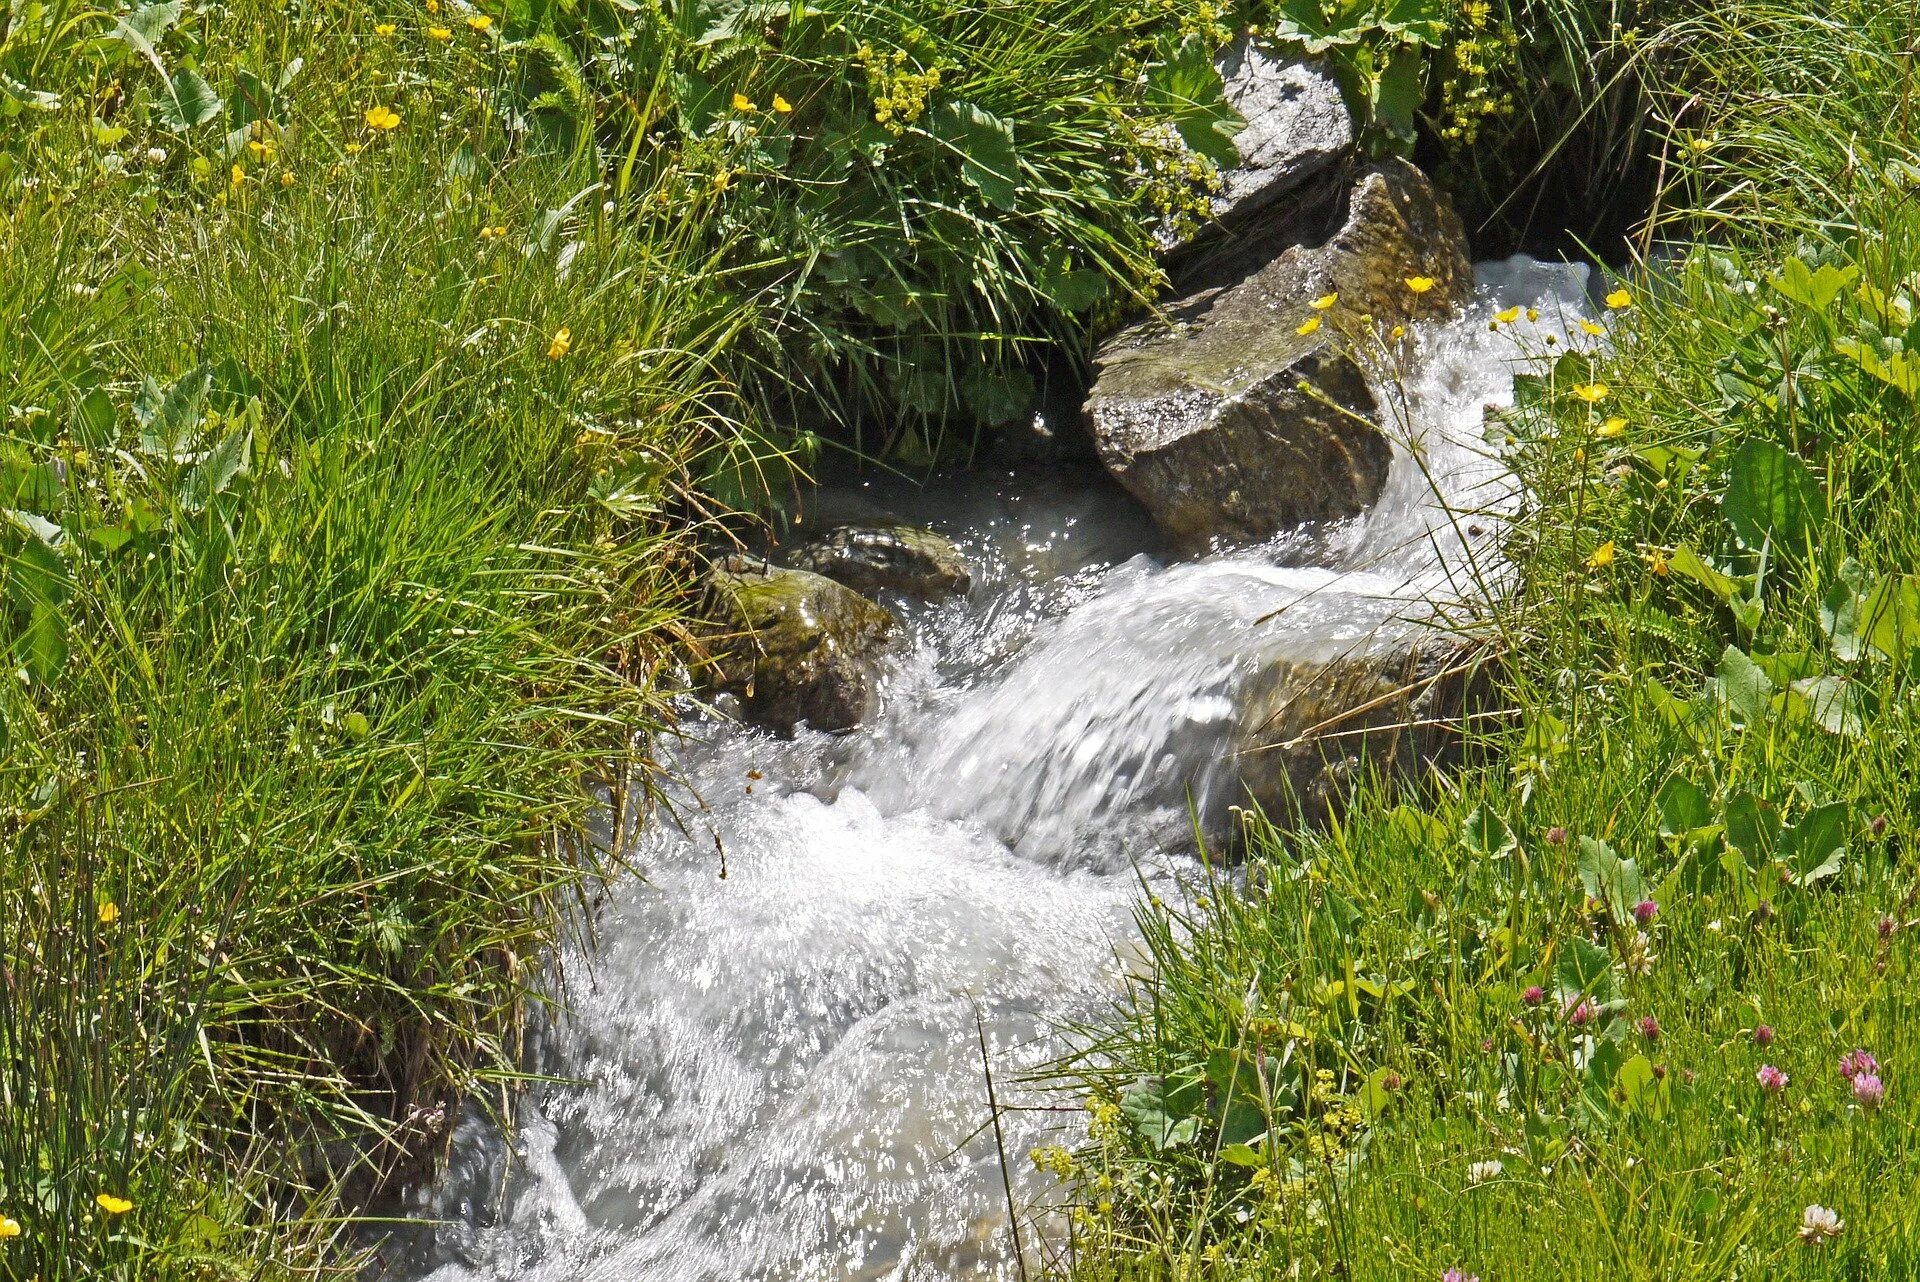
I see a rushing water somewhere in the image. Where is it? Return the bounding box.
[387,257,1598,1282]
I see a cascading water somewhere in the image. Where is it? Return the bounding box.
[388,257,1597,1282]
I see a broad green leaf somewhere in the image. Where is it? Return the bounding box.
[1769,257,1857,310]
[181,427,252,512]
[1656,774,1712,837]
[1783,800,1848,886]
[1384,803,1448,851]
[1554,936,1616,1004]
[1714,645,1773,727]
[1462,805,1517,859]
[1833,338,1920,398]
[1576,837,1645,922]
[930,101,1020,211]
[1667,545,1743,605]
[1723,791,1780,861]
[1722,439,1824,554]
[157,68,223,132]
[1145,37,1244,169]
[1785,674,1864,737]
[1038,267,1109,313]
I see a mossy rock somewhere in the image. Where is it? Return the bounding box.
[1232,635,1496,828]
[786,523,972,602]
[706,556,901,734]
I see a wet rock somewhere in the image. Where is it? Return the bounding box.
[1232,635,1495,827]
[786,524,973,601]
[1086,159,1472,550]
[1209,39,1353,233]
[706,556,900,734]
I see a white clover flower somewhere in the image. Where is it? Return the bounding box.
[1799,1204,1844,1244]
[1467,1159,1503,1185]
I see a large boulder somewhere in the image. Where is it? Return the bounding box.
[705,556,900,734]
[1209,39,1353,232]
[1086,159,1472,550]
[1232,635,1495,827]
[785,523,972,602]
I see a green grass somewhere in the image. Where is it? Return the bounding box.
[1060,0,1920,1277]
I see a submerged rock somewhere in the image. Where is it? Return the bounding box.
[1208,39,1353,233]
[705,556,900,734]
[786,523,972,601]
[1086,159,1472,550]
[1232,635,1495,827]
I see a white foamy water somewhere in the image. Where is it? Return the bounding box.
[388,258,1595,1282]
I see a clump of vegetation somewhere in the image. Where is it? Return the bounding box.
[1057,0,1920,1276]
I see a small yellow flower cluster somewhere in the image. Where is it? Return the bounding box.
[477,223,509,240]
[855,44,942,137]
[1028,1144,1076,1178]
[547,327,572,360]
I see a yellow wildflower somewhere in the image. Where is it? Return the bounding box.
[1571,382,1610,403]
[1585,541,1617,570]
[365,105,401,130]
[96,1194,132,1216]
[345,141,365,154]
[247,138,275,159]
[1310,292,1338,311]
[772,94,793,114]
[1597,416,1627,438]
[547,326,572,360]
[1527,307,1540,322]
[1405,276,1437,295]
[1296,315,1322,336]
[1494,305,1521,324]
[98,901,119,925]
[230,164,246,188]
[1579,319,1606,336]
[427,24,452,39]
[1648,548,1671,577]
[466,13,492,30]
[1390,324,1406,339]
[375,21,397,34]
[0,1216,19,1239]
[712,168,732,192]
[280,170,295,187]
[1606,288,1634,309]
[732,92,755,112]
[1690,136,1712,154]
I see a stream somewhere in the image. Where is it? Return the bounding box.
[388,256,1597,1282]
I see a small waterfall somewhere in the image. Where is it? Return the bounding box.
[391,257,1595,1282]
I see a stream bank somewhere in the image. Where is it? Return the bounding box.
[389,256,1600,1281]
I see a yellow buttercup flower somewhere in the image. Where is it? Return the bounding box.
[365,105,401,130]
[1310,292,1338,311]
[230,164,246,188]
[732,92,755,112]
[345,141,365,154]
[281,170,295,187]
[1585,541,1617,570]
[1606,288,1634,309]
[1571,382,1610,403]
[1648,548,1670,577]
[547,327,572,360]
[98,901,119,925]
[1690,136,1712,154]
[1579,319,1606,336]
[1596,416,1627,438]
[1390,324,1406,339]
[0,1216,19,1239]
[96,1194,132,1216]
[1527,307,1540,322]
[375,21,397,34]
[427,24,452,39]
[1295,315,1322,336]
[772,94,793,114]
[466,13,492,30]
[247,138,275,159]
[1405,276,1437,295]
[1494,305,1522,324]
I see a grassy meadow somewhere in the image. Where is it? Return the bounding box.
[1060,1,1920,1278]
[3,0,1916,1278]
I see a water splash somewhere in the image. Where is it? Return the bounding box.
[390,256,1594,1282]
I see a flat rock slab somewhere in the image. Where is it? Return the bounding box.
[1086,159,1473,550]
[706,556,900,734]
[1212,39,1353,230]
